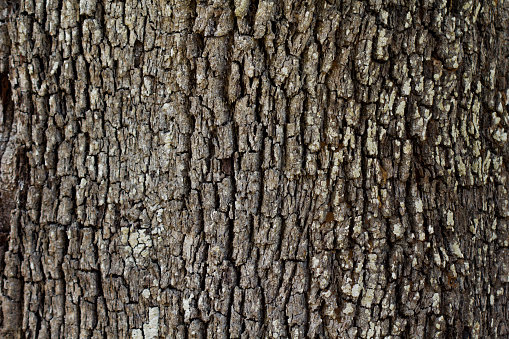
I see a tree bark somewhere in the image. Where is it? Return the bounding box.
[1,0,509,338]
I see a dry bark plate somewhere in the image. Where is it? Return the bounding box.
[0,0,509,338]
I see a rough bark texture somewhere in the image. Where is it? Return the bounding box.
[1,0,509,338]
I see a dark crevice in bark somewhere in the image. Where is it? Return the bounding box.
[0,71,13,284]
[0,72,13,154]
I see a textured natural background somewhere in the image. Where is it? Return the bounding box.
[1,0,509,338]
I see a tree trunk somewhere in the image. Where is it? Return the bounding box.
[1,0,509,337]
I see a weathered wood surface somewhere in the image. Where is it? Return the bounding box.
[1,0,509,338]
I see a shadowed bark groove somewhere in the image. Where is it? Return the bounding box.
[1,0,509,338]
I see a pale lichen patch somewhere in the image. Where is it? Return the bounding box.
[343,302,355,314]
[132,329,143,339]
[414,198,423,213]
[450,242,463,258]
[446,210,455,229]
[361,288,375,308]
[143,307,160,339]
[352,284,362,299]
[392,220,404,238]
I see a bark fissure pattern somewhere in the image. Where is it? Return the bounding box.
[1,0,509,338]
